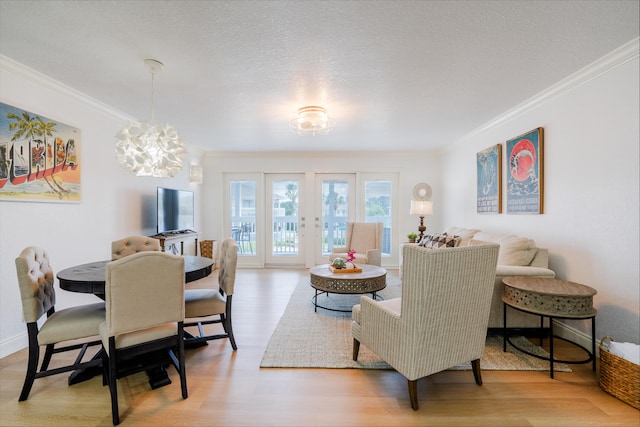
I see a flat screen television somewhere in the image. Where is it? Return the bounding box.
[157,187,194,234]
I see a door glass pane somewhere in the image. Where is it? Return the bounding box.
[364,180,392,256]
[230,180,256,255]
[321,180,349,255]
[271,179,299,256]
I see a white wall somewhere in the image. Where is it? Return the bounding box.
[0,57,202,357]
[441,43,639,343]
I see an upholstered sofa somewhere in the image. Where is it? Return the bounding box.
[399,226,556,329]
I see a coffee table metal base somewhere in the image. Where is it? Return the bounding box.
[312,290,383,313]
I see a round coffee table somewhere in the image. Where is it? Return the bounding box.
[502,276,597,378]
[309,264,387,312]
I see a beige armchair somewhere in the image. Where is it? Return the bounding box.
[329,222,383,266]
[184,238,238,350]
[15,246,104,401]
[352,243,499,410]
[111,235,160,260]
[101,251,187,425]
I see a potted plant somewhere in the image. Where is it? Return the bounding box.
[407,232,418,243]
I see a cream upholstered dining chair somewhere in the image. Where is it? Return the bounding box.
[101,251,187,425]
[352,242,499,410]
[329,222,383,266]
[15,246,105,401]
[184,238,238,350]
[111,235,160,260]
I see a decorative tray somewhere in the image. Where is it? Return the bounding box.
[329,264,362,274]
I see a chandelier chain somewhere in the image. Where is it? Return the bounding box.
[150,66,156,122]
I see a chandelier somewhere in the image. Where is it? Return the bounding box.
[115,59,186,177]
[289,106,335,136]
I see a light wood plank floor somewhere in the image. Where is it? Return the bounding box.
[1,268,638,426]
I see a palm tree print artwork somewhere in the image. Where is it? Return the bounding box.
[0,102,80,202]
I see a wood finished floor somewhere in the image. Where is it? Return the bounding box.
[1,268,638,427]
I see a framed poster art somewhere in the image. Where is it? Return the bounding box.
[477,144,502,213]
[506,127,543,214]
[0,102,81,202]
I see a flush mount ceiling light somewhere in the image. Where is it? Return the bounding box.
[115,59,186,177]
[289,106,335,136]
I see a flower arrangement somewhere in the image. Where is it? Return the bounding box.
[346,250,356,262]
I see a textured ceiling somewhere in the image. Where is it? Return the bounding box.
[0,0,638,153]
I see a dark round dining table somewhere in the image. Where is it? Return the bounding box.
[55,255,214,389]
[57,255,214,297]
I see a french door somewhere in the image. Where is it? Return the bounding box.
[314,174,356,265]
[265,174,306,266]
[225,172,393,267]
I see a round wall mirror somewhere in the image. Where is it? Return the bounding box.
[412,183,432,200]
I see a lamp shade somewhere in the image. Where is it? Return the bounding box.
[410,200,433,216]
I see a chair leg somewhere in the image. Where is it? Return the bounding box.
[352,339,360,361]
[108,338,120,426]
[471,358,483,385]
[178,324,188,399]
[408,379,419,410]
[19,323,40,401]
[223,302,238,350]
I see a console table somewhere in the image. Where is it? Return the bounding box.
[152,231,198,255]
[502,276,597,378]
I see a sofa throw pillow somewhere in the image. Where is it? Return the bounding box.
[419,232,461,248]
[417,234,435,247]
[444,227,481,247]
[473,231,537,266]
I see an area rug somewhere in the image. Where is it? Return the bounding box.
[260,274,571,372]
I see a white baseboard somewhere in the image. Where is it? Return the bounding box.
[0,332,27,359]
[552,320,601,357]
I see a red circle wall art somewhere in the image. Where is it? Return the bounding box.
[506,128,544,214]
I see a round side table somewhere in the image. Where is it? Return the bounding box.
[502,276,597,378]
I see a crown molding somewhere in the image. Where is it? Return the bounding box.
[444,37,639,153]
[0,54,133,122]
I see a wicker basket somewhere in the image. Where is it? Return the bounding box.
[199,240,218,269]
[599,336,640,410]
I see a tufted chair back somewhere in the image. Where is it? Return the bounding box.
[15,246,105,402]
[218,238,238,296]
[183,237,239,350]
[15,246,56,323]
[111,236,161,260]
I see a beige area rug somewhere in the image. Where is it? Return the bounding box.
[260,274,571,372]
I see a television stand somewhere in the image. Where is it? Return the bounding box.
[151,231,198,256]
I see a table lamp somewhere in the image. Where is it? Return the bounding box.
[409,200,433,241]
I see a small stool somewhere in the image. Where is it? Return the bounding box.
[502,276,597,378]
